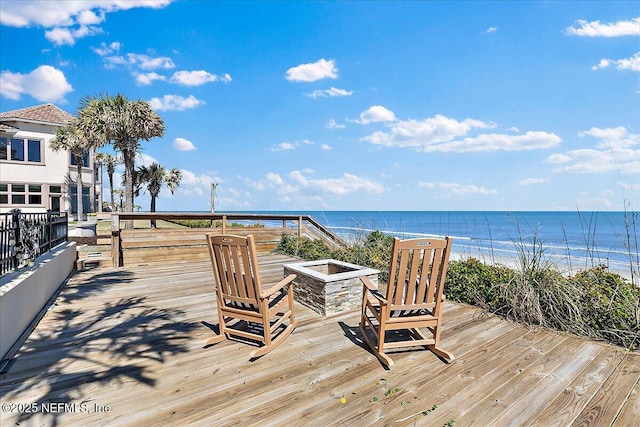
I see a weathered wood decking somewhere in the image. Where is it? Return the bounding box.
[1,256,638,426]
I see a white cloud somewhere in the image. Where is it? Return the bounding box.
[92,41,121,56]
[0,65,72,102]
[619,180,640,192]
[419,181,498,196]
[548,126,640,174]
[130,53,175,70]
[519,178,547,186]
[102,53,175,70]
[170,70,232,86]
[270,139,313,151]
[327,119,346,129]
[486,26,497,33]
[77,9,104,25]
[285,58,338,82]
[580,126,640,148]
[566,17,640,37]
[320,144,332,150]
[288,170,384,195]
[591,52,640,72]
[271,142,297,151]
[420,131,562,153]
[148,94,205,111]
[134,72,166,86]
[266,173,283,186]
[361,113,559,152]
[179,169,216,186]
[251,170,383,204]
[45,25,103,46]
[305,87,353,98]
[135,152,157,168]
[352,105,397,125]
[174,137,196,151]
[0,1,171,45]
[0,0,171,27]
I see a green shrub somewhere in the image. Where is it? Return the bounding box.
[571,265,640,349]
[274,234,334,260]
[445,258,511,310]
[167,219,265,229]
[275,231,640,350]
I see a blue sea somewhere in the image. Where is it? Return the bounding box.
[234,210,639,278]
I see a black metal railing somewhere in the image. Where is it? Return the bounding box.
[0,209,68,276]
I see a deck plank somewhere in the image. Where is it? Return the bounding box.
[0,257,637,427]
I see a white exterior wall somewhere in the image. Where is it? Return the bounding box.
[0,121,101,215]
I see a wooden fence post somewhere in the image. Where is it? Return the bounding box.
[111,214,121,267]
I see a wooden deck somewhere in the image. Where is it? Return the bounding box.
[1,255,638,426]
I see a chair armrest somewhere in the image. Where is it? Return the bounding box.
[360,275,387,305]
[261,274,296,298]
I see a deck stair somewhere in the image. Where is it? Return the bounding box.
[75,244,112,270]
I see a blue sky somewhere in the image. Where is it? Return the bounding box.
[1,1,638,212]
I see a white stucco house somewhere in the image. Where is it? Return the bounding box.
[0,103,102,218]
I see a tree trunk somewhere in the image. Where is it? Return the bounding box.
[76,162,84,221]
[123,148,135,229]
[150,195,157,228]
[108,172,115,212]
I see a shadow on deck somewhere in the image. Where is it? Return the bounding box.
[0,256,638,426]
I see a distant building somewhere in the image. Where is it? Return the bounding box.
[0,103,102,218]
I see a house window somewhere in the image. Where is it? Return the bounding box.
[28,185,42,204]
[71,152,89,167]
[11,138,24,161]
[0,183,44,206]
[0,137,7,160]
[11,184,25,204]
[0,183,7,204]
[70,186,91,214]
[0,137,43,163]
[49,185,62,194]
[28,140,41,162]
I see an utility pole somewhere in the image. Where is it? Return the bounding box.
[210,183,218,213]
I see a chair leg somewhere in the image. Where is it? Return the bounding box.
[205,309,228,346]
[429,323,454,363]
[205,334,226,346]
[250,322,295,358]
[359,319,394,368]
[428,345,455,363]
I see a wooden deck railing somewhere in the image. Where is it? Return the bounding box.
[109,212,345,268]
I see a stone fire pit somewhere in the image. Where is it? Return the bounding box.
[283,259,379,316]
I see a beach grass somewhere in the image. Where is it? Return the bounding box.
[274,230,640,350]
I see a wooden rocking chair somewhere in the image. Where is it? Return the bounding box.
[359,237,455,368]
[205,234,297,358]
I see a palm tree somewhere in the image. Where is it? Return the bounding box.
[95,152,120,211]
[77,93,165,227]
[137,163,182,227]
[50,119,102,221]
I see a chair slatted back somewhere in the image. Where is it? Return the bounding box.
[207,234,261,303]
[386,237,452,309]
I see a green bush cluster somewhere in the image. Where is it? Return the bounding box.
[168,219,264,229]
[275,231,394,283]
[445,259,638,349]
[275,232,640,350]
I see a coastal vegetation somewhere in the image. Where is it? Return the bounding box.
[78,92,165,223]
[166,219,265,229]
[136,162,182,227]
[95,152,121,212]
[51,118,101,221]
[275,231,640,350]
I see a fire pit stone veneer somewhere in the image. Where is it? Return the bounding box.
[283,259,380,316]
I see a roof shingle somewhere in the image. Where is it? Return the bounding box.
[0,103,74,125]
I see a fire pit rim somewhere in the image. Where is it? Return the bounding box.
[283,259,380,282]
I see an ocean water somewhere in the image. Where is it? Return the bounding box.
[235,210,639,277]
